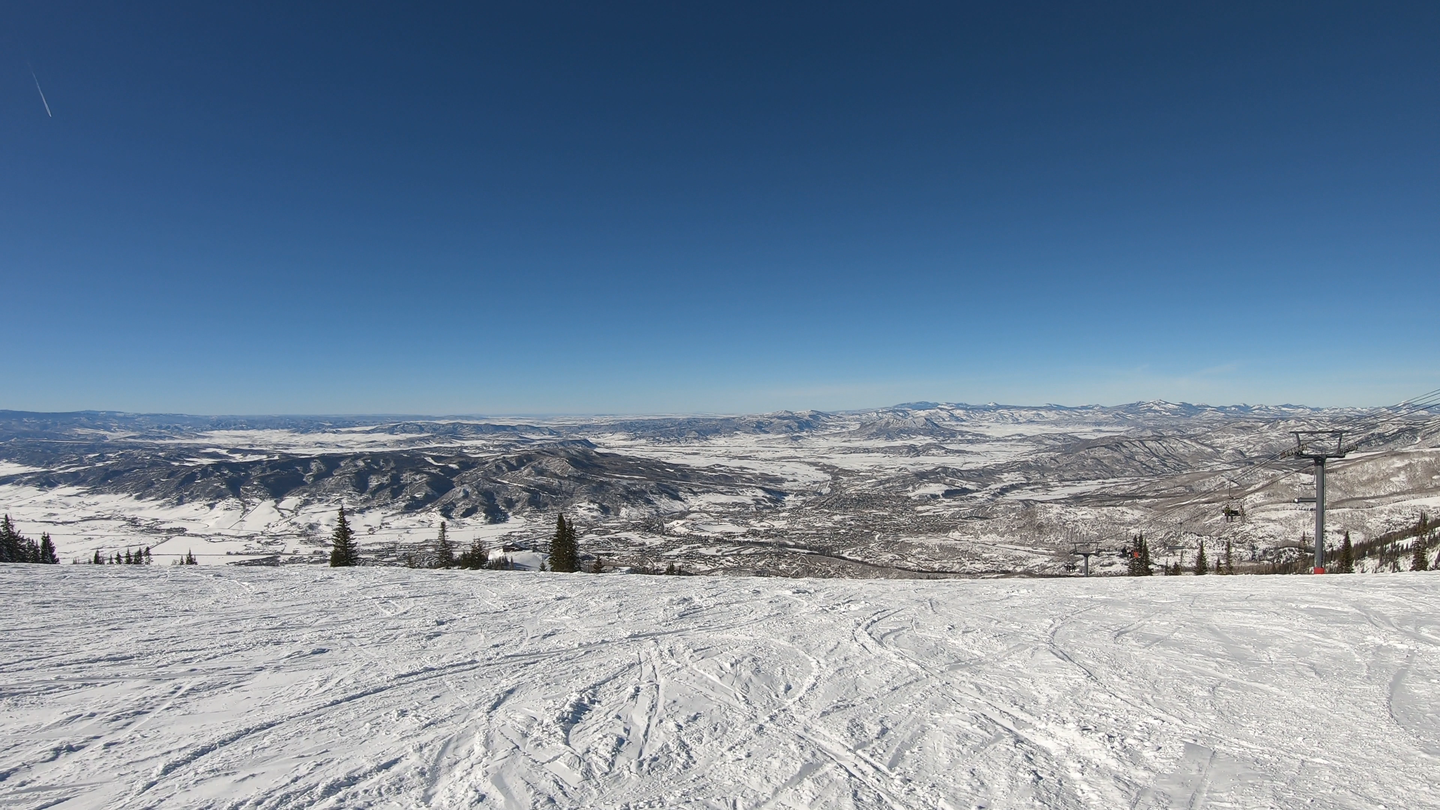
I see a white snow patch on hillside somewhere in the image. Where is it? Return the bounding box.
[0,484,530,565]
[2,567,1437,809]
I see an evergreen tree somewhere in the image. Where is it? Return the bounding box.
[329,506,359,567]
[92,549,103,565]
[434,522,454,569]
[457,539,488,569]
[185,550,197,565]
[38,533,58,564]
[550,513,579,572]
[1126,536,1147,576]
[1138,535,1153,576]
[124,549,133,564]
[143,547,152,565]
[1194,541,1208,575]
[1412,533,1429,572]
[0,515,20,563]
[1339,531,1354,573]
[1224,539,1233,575]
[590,556,604,574]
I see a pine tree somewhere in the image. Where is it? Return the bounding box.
[550,514,579,573]
[329,506,359,567]
[1224,539,1233,575]
[143,547,152,565]
[590,556,604,574]
[1194,541,1208,576]
[0,515,20,563]
[92,549,103,565]
[1127,536,1149,576]
[185,549,197,565]
[1412,533,1429,572]
[434,522,454,569]
[1339,530,1354,573]
[38,533,58,564]
[124,549,133,565]
[457,539,488,569]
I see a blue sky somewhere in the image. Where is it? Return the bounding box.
[2,2,1436,414]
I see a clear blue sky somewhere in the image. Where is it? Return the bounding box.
[2,2,1436,414]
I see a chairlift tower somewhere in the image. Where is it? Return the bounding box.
[1072,542,1097,577]
[1293,431,1347,574]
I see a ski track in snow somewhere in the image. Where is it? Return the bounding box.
[2,567,1438,809]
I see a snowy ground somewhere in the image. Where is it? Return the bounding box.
[4,566,1438,809]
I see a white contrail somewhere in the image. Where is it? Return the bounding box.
[32,72,52,117]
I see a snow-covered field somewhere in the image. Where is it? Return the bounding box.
[4,565,1438,809]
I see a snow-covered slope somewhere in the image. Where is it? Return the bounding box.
[3,565,1437,808]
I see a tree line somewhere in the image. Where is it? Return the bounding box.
[327,506,603,572]
[1119,513,1440,577]
[92,547,153,564]
[0,515,59,564]
[1123,534,1237,576]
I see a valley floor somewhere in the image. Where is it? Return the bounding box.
[2,566,1438,809]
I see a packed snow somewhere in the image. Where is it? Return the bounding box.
[3,565,1438,809]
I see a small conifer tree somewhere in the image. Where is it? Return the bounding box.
[329,506,359,567]
[38,533,59,564]
[1412,533,1429,572]
[434,522,454,568]
[1224,539,1233,575]
[92,549,103,565]
[457,539,488,569]
[1339,531,1354,573]
[1127,536,1151,576]
[1194,541,1208,575]
[0,515,21,563]
[590,556,604,574]
[550,513,579,572]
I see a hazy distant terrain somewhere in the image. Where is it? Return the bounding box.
[2,402,1437,576]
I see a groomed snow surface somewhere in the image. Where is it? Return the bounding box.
[3,567,1438,809]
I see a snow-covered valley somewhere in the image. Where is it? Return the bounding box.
[1,403,1438,577]
[3,565,1438,809]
